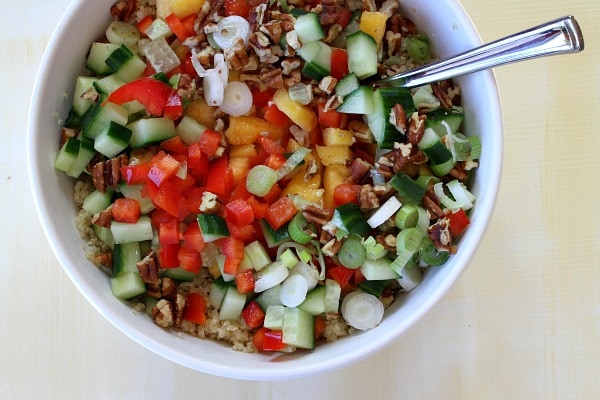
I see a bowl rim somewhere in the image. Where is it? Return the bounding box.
[27,0,503,380]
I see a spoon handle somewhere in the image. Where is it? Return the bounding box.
[376,15,584,88]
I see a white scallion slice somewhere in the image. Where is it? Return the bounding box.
[203,70,225,106]
[289,262,320,291]
[341,291,384,331]
[246,165,278,197]
[279,274,309,308]
[212,16,251,50]
[254,261,289,293]
[367,196,402,228]
[276,147,311,180]
[219,81,252,117]
[434,180,475,211]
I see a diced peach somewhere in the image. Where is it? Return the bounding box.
[272,88,318,132]
[225,116,285,145]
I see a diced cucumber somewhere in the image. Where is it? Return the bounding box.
[215,254,235,282]
[82,101,129,140]
[93,121,132,158]
[325,279,341,313]
[72,76,98,117]
[82,188,114,214]
[425,108,465,137]
[259,220,291,248]
[160,267,197,281]
[282,307,315,350]
[279,249,299,269]
[297,41,332,81]
[106,45,147,82]
[346,31,378,80]
[255,283,283,310]
[110,272,146,300]
[337,85,374,115]
[210,276,231,309]
[144,296,159,315]
[389,172,427,205]
[197,213,230,242]
[66,137,96,178]
[175,116,208,145]
[111,216,154,244]
[367,87,416,149]
[418,128,454,175]
[54,138,80,173]
[112,242,141,277]
[335,72,360,97]
[145,18,173,41]
[93,73,126,96]
[294,12,324,44]
[244,240,271,271]
[93,224,115,249]
[118,183,155,214]
[128,117,176,148]
[299,285,326,315]
[86,42,120,75]
[360,257,399,280]
[358,279,390,297]
[331,203,370,237]
[264,305,285,329]
[411,85,440,109]
[219,286,247,321]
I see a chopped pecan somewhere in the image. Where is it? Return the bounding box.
[173,294,188,327]
[60,127,77,147]
[428,218,456,254]
[260,20,283,43]
[322,238,343,257]
[448,163,469,182]
[422,186,445,219]
[348,158,371,183]
[285,69,302,87]
[388,14,417,35]
[323,94,341,112]
[361,0,377,12]
[304,158,319,181]
[379,0,400,17]
[224,38,250,71]
[281,58,301,75]
[110,0,136,22]
[358,184,380,209]
[407,112,426,145]
[152,299,174,328]
[161,277,178,299]
[93,252,112,268]
[348,120,374,143]
[137,251,162,298]
[279,13,296,32]
[431,82,453,110]
[285,30,302,50]
[302,204,333,225]
[91,154,128,192]
[376,234,397,252]
[390,103,407,134]
[319,0,341,26]
[91,206,113,228]
[259,67,284,89]
[384,30,403,58]
[318,76,337,94]
[319,228,334,245]
[323,23,343,44]
[193,0,212,34]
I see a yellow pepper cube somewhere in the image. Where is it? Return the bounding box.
[273,88,318,132]
[322,128,355,147]
[359,12,388,45]
[323,164,351,209]
[225,116,285,145]
[316,145,354,166]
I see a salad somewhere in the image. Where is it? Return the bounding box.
[55,0,480,352]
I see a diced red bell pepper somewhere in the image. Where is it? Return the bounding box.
[169,173,195,193]
[105,77,174,117]
[180,13,197,38]
[241,300,264,328]
[120,163,150,185]
[446,208,470,237]
[160,136,188,155]
[184,292,207,325]
[318,102,343,128]
[264,196,296,230]
[333,183,361,206]
[158,243,180,268]
[261,182,282,204]
[198,129,222,157]
[258,136,285,155]
[226,199,255,227]
[224,0,251,18]
[267,154,287,170]
[148,151,181,187]
[165,13,191,42]
[112,198,141,223]
[153,181,182,217]
[183,220,205,253]
[247,196,269,220]
[136,15,153,36]
[150,207,173,228]
[206,155,233,197]
[236,270,257,296]
[220,237,245,275]
[230,176,253,202]
[330,48,349,80]
[227,221,257,242]
[253,327,285,352]
[314,315,327,339]
[337,7,352,28]
[251,87,275,108]
[159,217,180,244]
[163,91,184,120]
[178,245,202,273]
[182,186,206,215]
[187,143,210,183]
[327,264,356,293]
[263,103,291,127]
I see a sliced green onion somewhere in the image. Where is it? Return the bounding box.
[415,175,440,188]
[212,15,251,50]
[430,157,456,177]
[276,146,311,180]
[394,204,419,230]
[288,212,314,244]
[396,260,422,291]
[219,81,252,117]
[362,236,388,260]
[290,262,320,291]
[279,274,309,307]
[433,180,475,211]
[415,206,431,233]
[468,136,482,160]
[419,238,450,266]
[367,196,402,229]
[341,291,384,330]
[389,251,414,275]
[254,261,289,292]
[338,234,366,269]
[405,35,431,64]
[246,165,278,196]
[396,227,425,254]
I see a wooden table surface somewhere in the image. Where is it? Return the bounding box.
[4,0,599,398]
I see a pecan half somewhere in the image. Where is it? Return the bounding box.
[110,0,136,22]
[259,68,284,89]
[422,186,445,219]
[224,38,250,71]
[428,218,456,254]
[152,299,174,328]
[407,112,426,145]
[390,103,407,134]
[136,250,162,298]
[91,154,128,192]
[302,204,333,225]
[358,184,380,209]
[431,82,453,110]
[91,206,114,228]
[322,238,343,257]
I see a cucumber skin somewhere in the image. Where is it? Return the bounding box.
[367,87,416,149]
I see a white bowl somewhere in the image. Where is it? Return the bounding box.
[28,0,502,380]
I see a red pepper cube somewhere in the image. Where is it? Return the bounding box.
[226,199,255,227]
[120,163,150,185]
[158,243,180,268]
[148,152,181,187]
[153,181,182,217]
[236,269,256,295]
[159,217,180,244]
[220,237,245,275]
[264,196,296,231]
[183,221,205,253]
[198,129,222,158]
[112,198,142,223]
[206,155,233,196]
[183,292,207,325]
[241,300,264,328]
[178,245,202,273]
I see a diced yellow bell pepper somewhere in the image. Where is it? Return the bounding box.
[359,12,388,45]
[164,0,206,19]
[323,164,351,209]
[272,88,318,132]
[316,145,354,166]
[322,128,355,147]
[225,116,285,145]
[229,144,257,158]
[281,162,324,204]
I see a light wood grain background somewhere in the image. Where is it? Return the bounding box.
[4,0,599,398]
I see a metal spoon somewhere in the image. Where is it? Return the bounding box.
[375,15,584,88]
